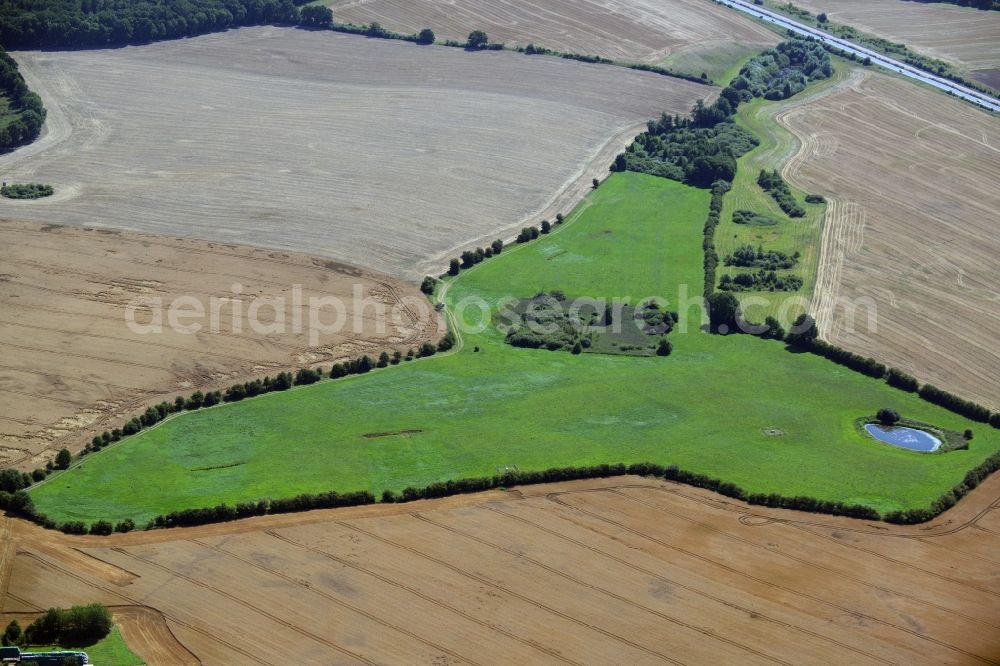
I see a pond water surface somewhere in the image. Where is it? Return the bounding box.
[864,423,941,452]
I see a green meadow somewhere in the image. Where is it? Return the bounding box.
[30,172,1000,525]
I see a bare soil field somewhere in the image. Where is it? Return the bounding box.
[3,474,999,664]
[0,26,714,281]
[778,68,1000,408]
[328,0,779,65]
[788,0,1000,76]
[0,219,439,471]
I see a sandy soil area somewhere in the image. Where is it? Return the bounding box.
[777,68,1000,409]
[0,26,714,281]
[789,0,1000,76]
[327,0,779,64]
[0,220,440,471]
[3,474,999,664]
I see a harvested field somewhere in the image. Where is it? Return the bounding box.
[779,68,1000,408]
[327,0,779,64]
[0,219,439,471]
[0,26,715,280]
[5,474,1000,664]
[787,0,1000,75]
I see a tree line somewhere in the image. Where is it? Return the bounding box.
[2,604,111,648]
[0,47,45,154]
[614,38,831,189]
[757,169,805,218]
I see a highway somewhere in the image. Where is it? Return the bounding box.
[722,0,1000,113]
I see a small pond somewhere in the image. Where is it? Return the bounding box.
[864,423,941,452]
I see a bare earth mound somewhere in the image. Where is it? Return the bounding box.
[4,475,999,664]
[0,26,715,280]
[328,0,779,64]
[0,220,439,471]
[789,0,1000,76]
[781,69,1000,408]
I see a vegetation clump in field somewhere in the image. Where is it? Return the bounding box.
[719,270,802,292]
[1,182,52,199]
[19,604,111,647]
[757,169,805,217]
[499,293,676,356]
[724,244,799,269]
[731,209,779,226]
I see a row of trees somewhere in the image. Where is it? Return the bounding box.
[718,270,803,292]
[0,48,46,154]
[615,38,832,189]
[885,450,1000,524]
[701,180,730,298]
[148,489,376,528]
[724,244,798,270]
[447,238,505,276]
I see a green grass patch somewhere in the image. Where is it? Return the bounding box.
[716,61,850,322]
[32,627,144,666]
[30,172,1000,525]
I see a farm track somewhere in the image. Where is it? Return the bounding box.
[3,475,998,664]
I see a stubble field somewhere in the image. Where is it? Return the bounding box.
[0,219,439,471]
[327,0,779,67]
[0,26,714,280]
[5,475,1000,664]
[784,0,1000,83]
[777,68,1000,408]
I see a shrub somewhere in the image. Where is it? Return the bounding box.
[416,28,435,45]
[964,429,974,441]
[785,313,818,347]
[114,518,135,533]
[918,384,990,422]
[805,193,825,204]
[655,338,673,356]
[876,408,900,425]
[377,351,390,368]
[55,448,71,470]
[89,520,113,536]
[540,220,551,234]
[437,332,456,352]
[420,276,436,294]
[466,30,488,49]
[418,342,437,358]
[886,368,919,392]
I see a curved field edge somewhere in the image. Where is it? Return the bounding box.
[28,173,1000,525]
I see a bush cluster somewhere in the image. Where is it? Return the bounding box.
[18,604,111,647]
[724,244,798,270]
[1,182,53,199]
[719,270,802,292]
[757,169,805,217]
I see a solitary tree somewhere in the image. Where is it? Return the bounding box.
[55,448,71,470]
[300,4,333,28]
[817,12,828,23]
[467,30,488,49]
[785,313,818,347]
[876,408,900,425]
[2,619,21,646]
[417,28,435,45]
[707,292,741,334]
[656,338,673,356]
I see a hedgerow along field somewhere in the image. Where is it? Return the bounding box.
[29,173,1000,525]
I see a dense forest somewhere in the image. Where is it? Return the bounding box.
[0,47,44,153]
[615,40,831,188]
[0,0,305,49]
